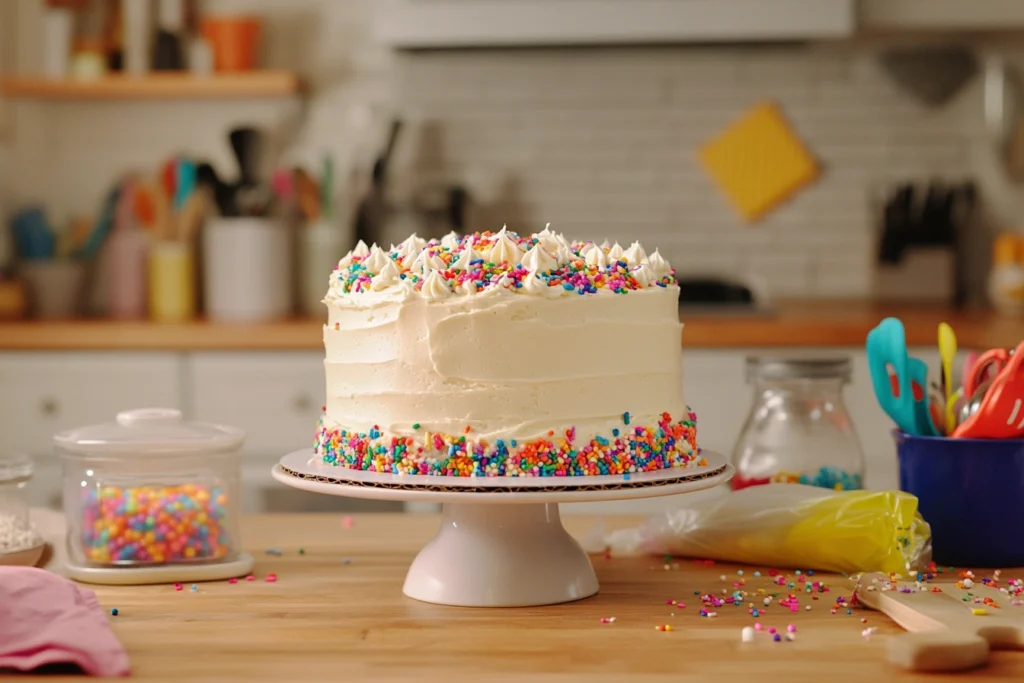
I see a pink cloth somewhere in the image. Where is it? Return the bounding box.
[0,567,130,676]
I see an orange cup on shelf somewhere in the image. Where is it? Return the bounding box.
[202,16,262,72]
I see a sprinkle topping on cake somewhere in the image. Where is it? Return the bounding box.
[326,225,675,301]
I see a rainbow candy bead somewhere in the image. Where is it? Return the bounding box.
[80,484,231,565]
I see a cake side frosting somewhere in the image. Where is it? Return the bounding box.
[316,227,699,477]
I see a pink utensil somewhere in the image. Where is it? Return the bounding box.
[953,341,1024,439]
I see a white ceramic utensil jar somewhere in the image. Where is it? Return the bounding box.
[54,408,254,585]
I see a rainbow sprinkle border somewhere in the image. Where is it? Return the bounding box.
[314,409,700,477]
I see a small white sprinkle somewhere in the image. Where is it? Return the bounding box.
[963,579,975,589]
[805,605,811,611]
[720,575,727,581]
[785,633,796,642]
[862,627,878,639]
[763,597,771,606]
[741,626,756,643]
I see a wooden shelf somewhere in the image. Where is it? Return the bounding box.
[0,71,303,100]
[0,302,1019,351]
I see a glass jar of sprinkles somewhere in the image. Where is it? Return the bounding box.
[731,357,865,491]
[0,454,40,556]
[55,408,254,584]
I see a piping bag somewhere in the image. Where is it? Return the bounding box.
[591,484,932,575]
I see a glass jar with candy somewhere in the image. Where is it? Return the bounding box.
[731,357,866,491]
[55,408,254,584]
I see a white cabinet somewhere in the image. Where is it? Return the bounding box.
[0,352,181,509]
[375,0,855,48]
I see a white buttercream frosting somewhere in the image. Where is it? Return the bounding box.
[623,241,648,267]
[486,229,524,266]
[521,243,558,273]
[421,269,452,300]
[324,227,675,302]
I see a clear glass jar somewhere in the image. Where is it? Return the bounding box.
[55,408,245,573]
[0,455,36,554]
[731,357,865,491]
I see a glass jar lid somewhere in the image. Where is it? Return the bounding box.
[54,408,244,457]
[746,356,852,382]
[0,454,32,484]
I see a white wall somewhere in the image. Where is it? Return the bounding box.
[2,0,1023,299]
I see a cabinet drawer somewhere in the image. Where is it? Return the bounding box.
[0,352,181,458]
[187,352,323,457]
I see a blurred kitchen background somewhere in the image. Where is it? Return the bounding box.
[2,0,1024,514]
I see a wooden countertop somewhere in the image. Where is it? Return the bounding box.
[24,513,1021,682]
[0,301,1021,351]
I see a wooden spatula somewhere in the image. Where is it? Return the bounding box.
[856,572,1024,672]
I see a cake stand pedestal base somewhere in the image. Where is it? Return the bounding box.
[404,502,597,607]
[272,448,732,607]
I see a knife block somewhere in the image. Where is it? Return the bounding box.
[872,246,956,305]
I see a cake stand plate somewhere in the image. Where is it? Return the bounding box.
[272,449,732,607]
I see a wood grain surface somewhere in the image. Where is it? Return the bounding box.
[0,301,1020,350]
[19,513,1024,682]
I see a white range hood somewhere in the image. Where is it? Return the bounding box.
[374,0,856,49]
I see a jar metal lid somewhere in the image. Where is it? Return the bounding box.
[0,454,32,484]
[54,408,245,457]
[746,356,852,382]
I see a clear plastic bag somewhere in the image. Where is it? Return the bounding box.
[605,484,932,574]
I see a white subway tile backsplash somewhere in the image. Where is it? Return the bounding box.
[3,1,975,302]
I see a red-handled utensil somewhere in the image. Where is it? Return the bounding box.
[953,341,1024,439]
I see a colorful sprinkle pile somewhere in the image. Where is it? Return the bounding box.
[80,484,231,565]
[328,228,676,299]
[316,409,700,476]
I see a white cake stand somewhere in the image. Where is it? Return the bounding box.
[272,449,732,607]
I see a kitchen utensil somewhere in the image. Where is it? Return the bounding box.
[937,322,957,432]
[321,153,334,221]
[896,431,1024,566]
[963,347,1011,399]
[133,182,157,232]
[867,318,939,436]
[355,119,403,248]
[878,46,978,108]
[294,167,320,222]
[174,158,197,212]
[161,158,178,201]
[953,341,1024,439]
[983,55,1024,183]
[229,127,261,187]
[878,184,915,264]
[196,161,235,216]
[18,260,86,319]
[76,187,119,260]
[177,189,207,244]
[856,573,1024,672]
[958,378,992,427]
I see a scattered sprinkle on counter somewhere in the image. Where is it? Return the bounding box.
[110,608,118,616]
[600,617,616,624]
[972,608,988,616]
[173,583,183,591]
[246,574,255,581]
[265,548,283,556]
[299,548,306,555]
[228,577,238,584]
[741,626,755,642]
[342,558,352,565]
[266,573,278,583]
[654,624,673,631]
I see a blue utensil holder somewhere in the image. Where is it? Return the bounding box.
[896,432,1024,568]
